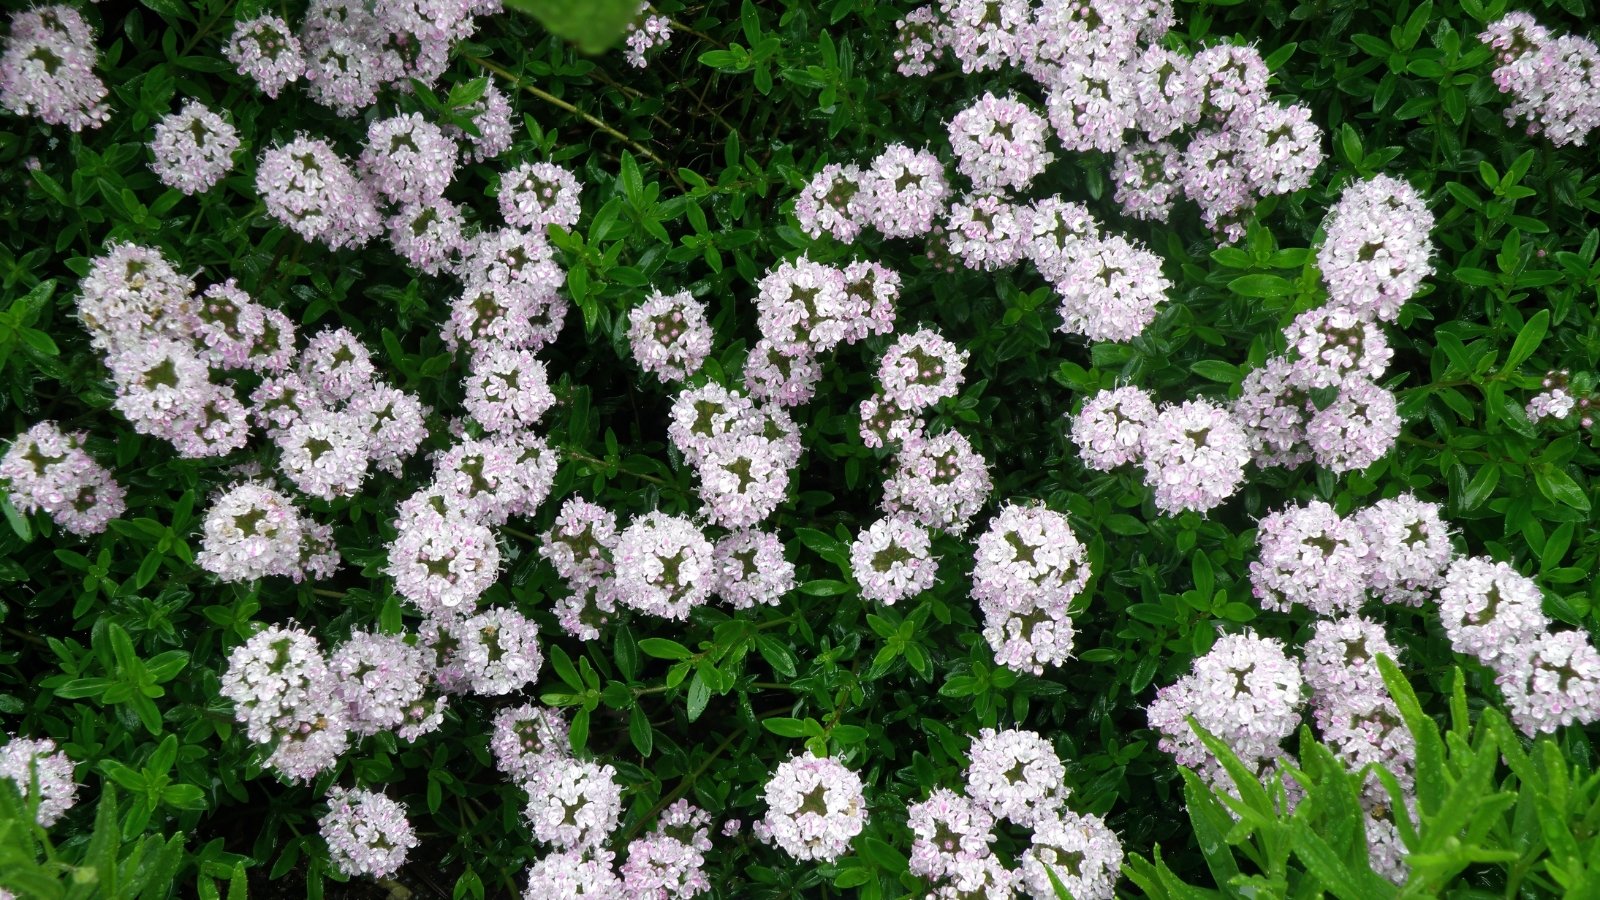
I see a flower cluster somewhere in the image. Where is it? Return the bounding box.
[0,421,125,536]
[905,727,1122,899]
[0,5,110,132]
[625,4,674,68]
[882,429,993,534]
[1147,632,1304,793]
[149,100,241,195]
[628,289,714,383]
[197,481,338,583]
[850,514,938,605]
[219,624,350,781]
[1524,369,1599,430]
[972,504,1090,674]
[1135,398,1251,515]
[500,161,583,231]
[756,754,867,862]
[320,788,418,879]
[331,631,444,741]
[1317,175,1435,322]
[1482,13,1600,147]
[0,735,78,827]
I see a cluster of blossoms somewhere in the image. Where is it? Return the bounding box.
[902,728,1122,899]
[971,504,1090,674]
[1317,175,1435,322]
[149,100,242,195]
[1525,369,1599,430]
[319,788,418,879]
[886,2,1322,244]
[0,421,125,536]
[196,482,337,583]
[487,705,713,898]
[755,754,867,863]
[1250,495,1454,615]
[1440,556,1600,736]
[1481,13,1600,147]
[624,3,674,68]
[1072,389,1251,515]
[0,5,110,132]
[0,735,78,827]
[628,289,714,383]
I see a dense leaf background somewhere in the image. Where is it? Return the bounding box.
[1,0,1598,896]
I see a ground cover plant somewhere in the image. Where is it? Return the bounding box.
[0,0,1599,897]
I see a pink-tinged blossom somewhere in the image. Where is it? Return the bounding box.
[361,113,458,205]
[0,736,77,828]
[1481,15,1600,147]
[105,339,211,432]
[1438,557,1549,665]
[387,490,500,616]
[893,6,944,76]
[523,849,623,899]
[938,0,1030,73]
[1306,378,1402,473]
[1191,43,1269,126]
[1022,0,1144,83]
[1283,307,1393,390]
[452,79,515,163]
[695,433,791,528]
[840,261,900,343]
[251,373,325,438]
[330,631,436,739]
[862,144,950,238]
[76,242,197,352]
[1527,387,1575,422]
[491,704,571,789]
[195,281,296,373]
[949,92,1054,193]
[1355,494,1454,606]
[883,430,992,534]
[278,409,370,501]
[526,758,623,850]
[624,6,673,68]
[759,754,867,862]
[1046,58,1134,153]
[347,384,429,476]
[744,339,822,408]
[983,593,1078,675]
[320,788,418,879]
[1496,630,1600,736]
[1180,129,1254,243]
[964,728,1067,827]
[753,256,853,355]
[301,327,376,402]
[1238,102,1324,195]
[878,327,968,413]
[553,579,619,642]
[541,497,618,588]
[1250,500,1372,617]
[223,14,304,98]
[1139,399,1251,515]
[302,35,397,117]
[219,624,332,745]
[1302,616,1402,723]
[256,136,382,250]
[628,289,714,383]
[613,511,716,620]
[149,101,240,195]
[945,193,1028,271]
[1130,46,1199,139]
[434,433,557,525]
[1019,811,1124,900]
[0,5,110,132]
[1111,140,1181,221]
[1318,174,1435,321]
[389,197,466,275]
[1024,196,1098,283]
[795,163,868,243]
[0,421,125,537]
[1232,357,1312,468]
[859,394,924,450]
[1054,234,1170,342]
[444,277,564,357]
[1146,632,1304,780]
[666,383,758,464]
[1071,385,1157,470]
[620,800,713,899]
[971,503,1089,608]
[197,482,309,582]
[500,161,583,231]
[907,788,996,880]
[463,347,554,433]
[459,606,543,696]
[931,855,1017,898]
[850,514,938,605]
[715,529,794,609]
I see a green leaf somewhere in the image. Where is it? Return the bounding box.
[685,670,711,721]
[1503,309,1549,371]
[628,703,653,756]
[1,493,31,542]
[762,717,810,738]
[1190,360,1239,383]
[1227,274,1297,298]
[1535,467,1590,511]
[502,0,641,53]
[799,579,851,596]
[638,637,693,660]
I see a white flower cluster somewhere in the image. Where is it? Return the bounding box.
[0,735,79,827]
[320,787,418,879]
[0,5,110,132]
[1072,391,1251,515]
[756,754,867,862]
[971,504,1090,674]
[0,421,125,537]
[196,481,337,583]
[1482,13,1600,147]
[905,728,1123,899]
